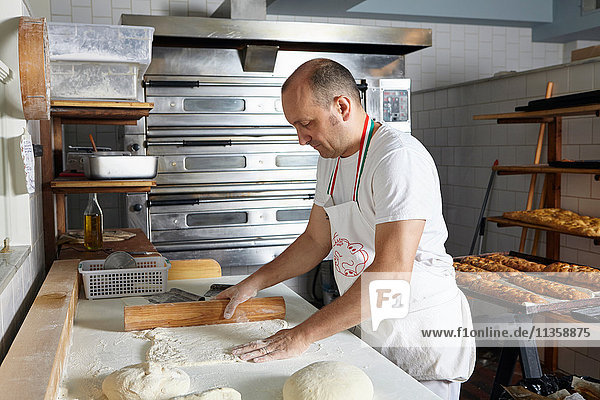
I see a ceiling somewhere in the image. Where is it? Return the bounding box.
[265,0,600,43]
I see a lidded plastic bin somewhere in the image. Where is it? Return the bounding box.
[47,22,154,100]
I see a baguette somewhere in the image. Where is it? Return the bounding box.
[486,254,546,272]
[468,279,548,304]
[544,262,600,290]
[453,262,501,281]
[460,256,522,275]
[506,273,591,300]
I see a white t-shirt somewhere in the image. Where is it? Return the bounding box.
[314,122,453,269]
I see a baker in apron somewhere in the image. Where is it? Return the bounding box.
[216,58,475,400]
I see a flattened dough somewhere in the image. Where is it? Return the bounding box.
[102,362,190,400]
[171,387,242,399]
[283,361,373,400]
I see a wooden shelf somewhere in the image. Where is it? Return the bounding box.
[50,100,153,125]
[493,164,600,177]
[486,216,600,246]
[51,177,155,194]
[473,103,600,122]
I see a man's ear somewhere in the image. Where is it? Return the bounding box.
[334,96,352,122]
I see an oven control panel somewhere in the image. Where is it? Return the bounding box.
[377,79,411,134]
[382,90,409,122]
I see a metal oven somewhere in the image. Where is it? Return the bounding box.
[122,15,430,268]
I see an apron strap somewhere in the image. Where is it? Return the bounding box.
[327,115,375,198]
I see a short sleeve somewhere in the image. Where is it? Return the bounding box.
[313,156,330,207]
[372,148,439,225]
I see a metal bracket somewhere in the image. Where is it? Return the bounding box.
[239,45,279,73]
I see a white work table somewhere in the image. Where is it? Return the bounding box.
[58,275,440,399]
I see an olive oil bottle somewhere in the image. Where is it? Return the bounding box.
[83,193,103,250]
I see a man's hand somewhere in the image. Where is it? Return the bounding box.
[231,328,311,363]
[214,282,258,319]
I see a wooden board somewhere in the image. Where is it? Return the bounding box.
[58,228,157,261]
[494,164,600,176]
[473,104,600,121]
[51,100,154,109]
[487,216,600,245]
[0,259,79,400]
[51,178,155,194]
[124,296,286,331]
[571,45,600,62]
[18,17,50,120]
[168,259,222,280]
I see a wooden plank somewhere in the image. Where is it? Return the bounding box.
[0,259,79,400]
[473,104,600,121]
[487,216,600,241]
[51,179,156,188]
[56,193,66,235]
[58,228,156,260]
[51,100,153,109]
[60,118,139,126]
[52,186,153,194]
[494,164,600,175]
[546,117,562,260]
[571,45,600,62]
[51,107,150,120]
[168,259,222,280]
[124,296,286,331]
[41,119,57,270]
[18,17,50,120]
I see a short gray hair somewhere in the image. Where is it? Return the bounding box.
[282,58,361,109]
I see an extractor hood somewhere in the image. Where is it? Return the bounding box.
[120,14,431,56]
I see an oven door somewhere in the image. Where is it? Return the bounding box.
[149,190,314,267]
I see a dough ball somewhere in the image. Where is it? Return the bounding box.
[283,361,373,400]
[171,387,242,399]
[102,362,190,400]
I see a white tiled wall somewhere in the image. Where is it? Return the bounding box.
[0,120,47,361]
[412,59,600,377]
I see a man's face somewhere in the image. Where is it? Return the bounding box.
[282,81,346,159]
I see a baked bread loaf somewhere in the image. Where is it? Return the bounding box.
[505,274,591,300]
[503,208,600,237]
[468,279,548,304]
[460,256,522,276]
[544,262,600,290]
[453,262,501,287]
[486,254,546,272]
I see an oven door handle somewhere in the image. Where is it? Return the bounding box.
[183,140,232,147]
[148,194,314,208]
[147,199,201,207]
[144,80,200,88]
[146,140,233,147]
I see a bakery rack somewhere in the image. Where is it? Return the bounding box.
[473,103,600,260]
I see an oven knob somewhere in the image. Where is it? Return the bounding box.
[129,143,140,152]
[133,204,143,212]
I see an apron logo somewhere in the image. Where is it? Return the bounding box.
[332,232,369,277]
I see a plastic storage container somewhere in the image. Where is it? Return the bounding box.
[79,256,170,299]
[47,22,154,100]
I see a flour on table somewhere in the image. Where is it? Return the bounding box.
[140,319,288,367]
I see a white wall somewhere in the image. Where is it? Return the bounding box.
[0,0,47,360]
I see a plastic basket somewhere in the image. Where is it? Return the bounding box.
[78,256,170,300]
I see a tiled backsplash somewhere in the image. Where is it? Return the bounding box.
[412,59,600,377]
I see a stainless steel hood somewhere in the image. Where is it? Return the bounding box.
[120,14,431,56]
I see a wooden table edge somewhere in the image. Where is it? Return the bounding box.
[0,259,79,400]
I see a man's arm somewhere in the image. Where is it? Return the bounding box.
[233,218,425,362]
[215,204,332,318]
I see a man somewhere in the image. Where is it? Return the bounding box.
[215,58,475,399]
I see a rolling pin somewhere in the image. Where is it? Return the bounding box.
[124,296,286,331]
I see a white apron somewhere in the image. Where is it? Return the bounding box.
[323,116,475,381]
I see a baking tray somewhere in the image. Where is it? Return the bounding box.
[548,160,600,169]
[454,251,600,314]
[83,155,158,180]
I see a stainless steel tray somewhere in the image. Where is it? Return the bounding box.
[83,155,158,180]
